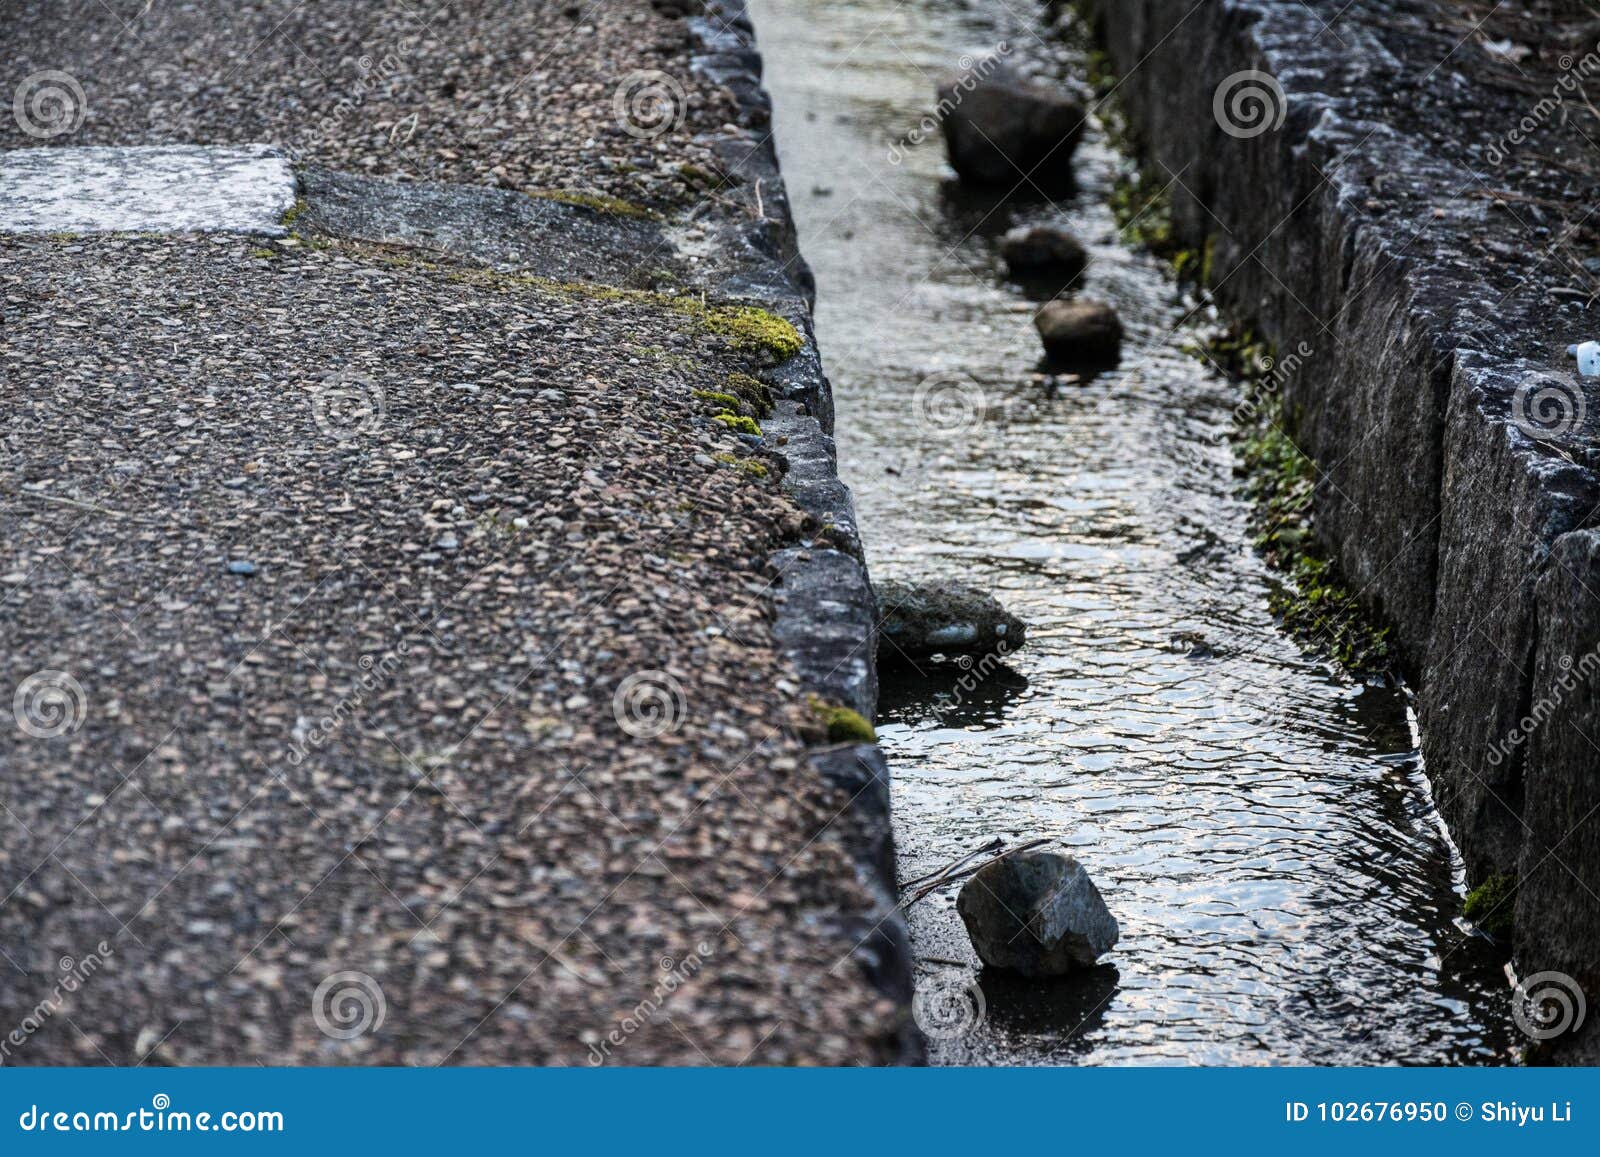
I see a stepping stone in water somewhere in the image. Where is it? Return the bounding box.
[0,145,297,236]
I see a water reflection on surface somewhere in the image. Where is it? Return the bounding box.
[752,0,1514,1063]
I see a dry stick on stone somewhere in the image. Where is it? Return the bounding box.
[900,837,1053,909]
[898,837,1003,892]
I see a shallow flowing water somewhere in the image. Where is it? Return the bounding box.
[751,0,1516,1063]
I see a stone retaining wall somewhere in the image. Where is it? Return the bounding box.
[1083,0,1600,1061]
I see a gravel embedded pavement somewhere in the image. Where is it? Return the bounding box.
[0,0,905,1065]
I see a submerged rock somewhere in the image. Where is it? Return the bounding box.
[957,852,1119,976]
[936,63,1084,186]
[1034,297,1122,363]
[875,579,1026,663]
[1001,224,1087,279]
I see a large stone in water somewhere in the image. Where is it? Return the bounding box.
[957,852,1118,976]
[0,145,297,235]
[1034,297,1122,363]
[875,578,1025,663]
[1001,224,1087,278]
[936,63,1084,186]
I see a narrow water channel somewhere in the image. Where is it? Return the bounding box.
[753,0,1517,1064]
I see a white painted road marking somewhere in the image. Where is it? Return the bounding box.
[0,144,297,235]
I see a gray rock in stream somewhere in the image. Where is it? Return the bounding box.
[936,63,1084,186]
[1035,297,1122,363]
[1001,224,1087,279]
[875,579,1025,664]
[957,852,1119,976]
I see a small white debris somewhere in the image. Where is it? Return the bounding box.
[1566,341,1600,377]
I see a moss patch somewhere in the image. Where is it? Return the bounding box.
[311,242,802,364]
[1239,393,1392,676]
[510,279,802,363]
[1203,328,1392,677]
[695,304,802,362]
[712,412,761,437]
[694,390,745,412]
[812,701,877,744]
[1464,873,1518,940]
[725,372,775,417]
[525,188,657,219]
[712,451,770,479]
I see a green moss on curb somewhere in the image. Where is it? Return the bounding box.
[712,412,762,436]
[1465,873,1518,940]
[504,279,802,362]
[712,451,770,479]
[315,242,802,364]
[694,390,745,412]
[525,188,657,219]
[813,702,877,744]
[725,371,776,417]
[1193,328,1391,676]
[281,197,308,229]
[697,304,802,362]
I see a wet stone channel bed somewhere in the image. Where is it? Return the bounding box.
[752,0,1519,1063]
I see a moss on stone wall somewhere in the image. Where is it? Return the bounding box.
[1464,873,1518,940]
